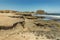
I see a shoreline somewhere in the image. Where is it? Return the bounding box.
[0,10,60,40]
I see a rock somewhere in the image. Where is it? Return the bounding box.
[0,10,60,40]
[25,16,37,19]
[0,10,18,13]
[0,13,24,28]
[36,10,46,14]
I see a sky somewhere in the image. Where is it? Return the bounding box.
[0,0,60,13]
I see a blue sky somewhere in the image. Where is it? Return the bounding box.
[0,0,60,13]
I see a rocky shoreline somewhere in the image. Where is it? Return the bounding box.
[0,10,60,40]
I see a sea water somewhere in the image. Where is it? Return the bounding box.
[45,13,60,20]
[33,13,60,20]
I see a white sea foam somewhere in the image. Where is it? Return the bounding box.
[33,14,60,20]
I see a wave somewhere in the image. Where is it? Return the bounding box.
[33,14,60,20]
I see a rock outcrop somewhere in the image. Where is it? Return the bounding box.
[0,10,18,13]
[36,10,46,14]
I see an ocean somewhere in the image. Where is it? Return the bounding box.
[33,13,60,20]
[47,13,60,16]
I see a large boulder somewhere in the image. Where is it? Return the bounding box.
[36,10,46,14]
